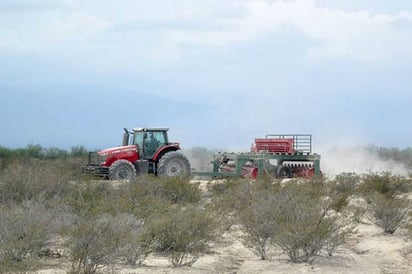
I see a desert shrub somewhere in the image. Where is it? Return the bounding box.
[62,156,89,179]
[116,213,153,266]
[215,179,357,263]
[62,179,161,217]
[360,172,412,197]
[0,201,54,271]
[333,173,360,194]
[328,173,361,212]
[117,225,153,266]
[158,176,201,204]
[405,213,412,238]
[62,181,118,216]
[370,193,409,234]
[210,178,273,228]
[129,175,201,204]
[65,178,174,217]
[66,213,145,273]
[238,188,278,260]
[208,178,251,202]
[0,159,80,204]
[270,182,356,263]
[208,179,248,229]
[148,205,219,267]
[119,176,201,219]
[0,146,13,159]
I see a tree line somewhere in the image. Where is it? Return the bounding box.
[0,144,88,160]
[367,144,412,169]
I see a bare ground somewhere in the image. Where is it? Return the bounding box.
[35,220,412,274]
[36,180,412,274]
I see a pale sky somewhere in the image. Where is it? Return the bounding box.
[1,0,412,150]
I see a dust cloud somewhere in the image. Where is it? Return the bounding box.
[184,142,411,178]
[318,145,409,178]
[183,147,216,172]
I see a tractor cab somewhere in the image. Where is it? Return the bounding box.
[123,127,169,159]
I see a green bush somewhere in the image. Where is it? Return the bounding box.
[210,178,272,229]
[360,172,412,197]
[211,178,355,263]
[62,181,117,216]
[0,159,82,204]
[162,176,201,204]
[0,201,53,271]
[148,205,219,267]
[270,182,356,263]
[66,213,145,273]
[61,175,202,221]
[118,175,202,219]
[130,175,201,203]
[370,193,409,234]
[333,173,360,193]
[238,188,278,260]
[405,213,412,238]
[328,173,360,212]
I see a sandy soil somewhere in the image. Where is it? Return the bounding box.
[36,180,412,274]
[36,219,412,274]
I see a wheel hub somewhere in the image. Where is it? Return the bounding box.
[117,167,131,179]
[167,161,183,176]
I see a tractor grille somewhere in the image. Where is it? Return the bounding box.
[88,152,100,165]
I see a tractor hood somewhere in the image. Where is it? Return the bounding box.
[98,145,137,156]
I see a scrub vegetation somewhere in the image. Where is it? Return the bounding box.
[0,145,412,272]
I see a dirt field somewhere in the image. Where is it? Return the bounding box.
[36,221,412,274]
[35,179,412,274]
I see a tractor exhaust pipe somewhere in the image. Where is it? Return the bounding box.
[122,128,130,146]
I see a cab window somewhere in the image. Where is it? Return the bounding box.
[153,131,166,145]
[133,132,145,146]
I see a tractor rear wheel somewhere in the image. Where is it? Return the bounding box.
[108,160,136,181]
[157,151,190,177]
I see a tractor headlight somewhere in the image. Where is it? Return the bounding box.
[99,154,108,165]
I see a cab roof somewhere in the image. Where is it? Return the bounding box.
[132,127,169,132]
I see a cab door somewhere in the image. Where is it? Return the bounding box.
[132,131,145,159]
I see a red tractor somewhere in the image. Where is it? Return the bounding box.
[83,127,191,180]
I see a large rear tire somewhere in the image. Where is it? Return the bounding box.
[108,160,136,181]
[157,151,191,177]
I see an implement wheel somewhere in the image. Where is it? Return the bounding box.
[157,151,190,177]
[276,165,292,178]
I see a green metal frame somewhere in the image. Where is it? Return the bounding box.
[191,152,321,178]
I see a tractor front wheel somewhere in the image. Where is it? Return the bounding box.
[157,151,191,177]
[108,160,137,181]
